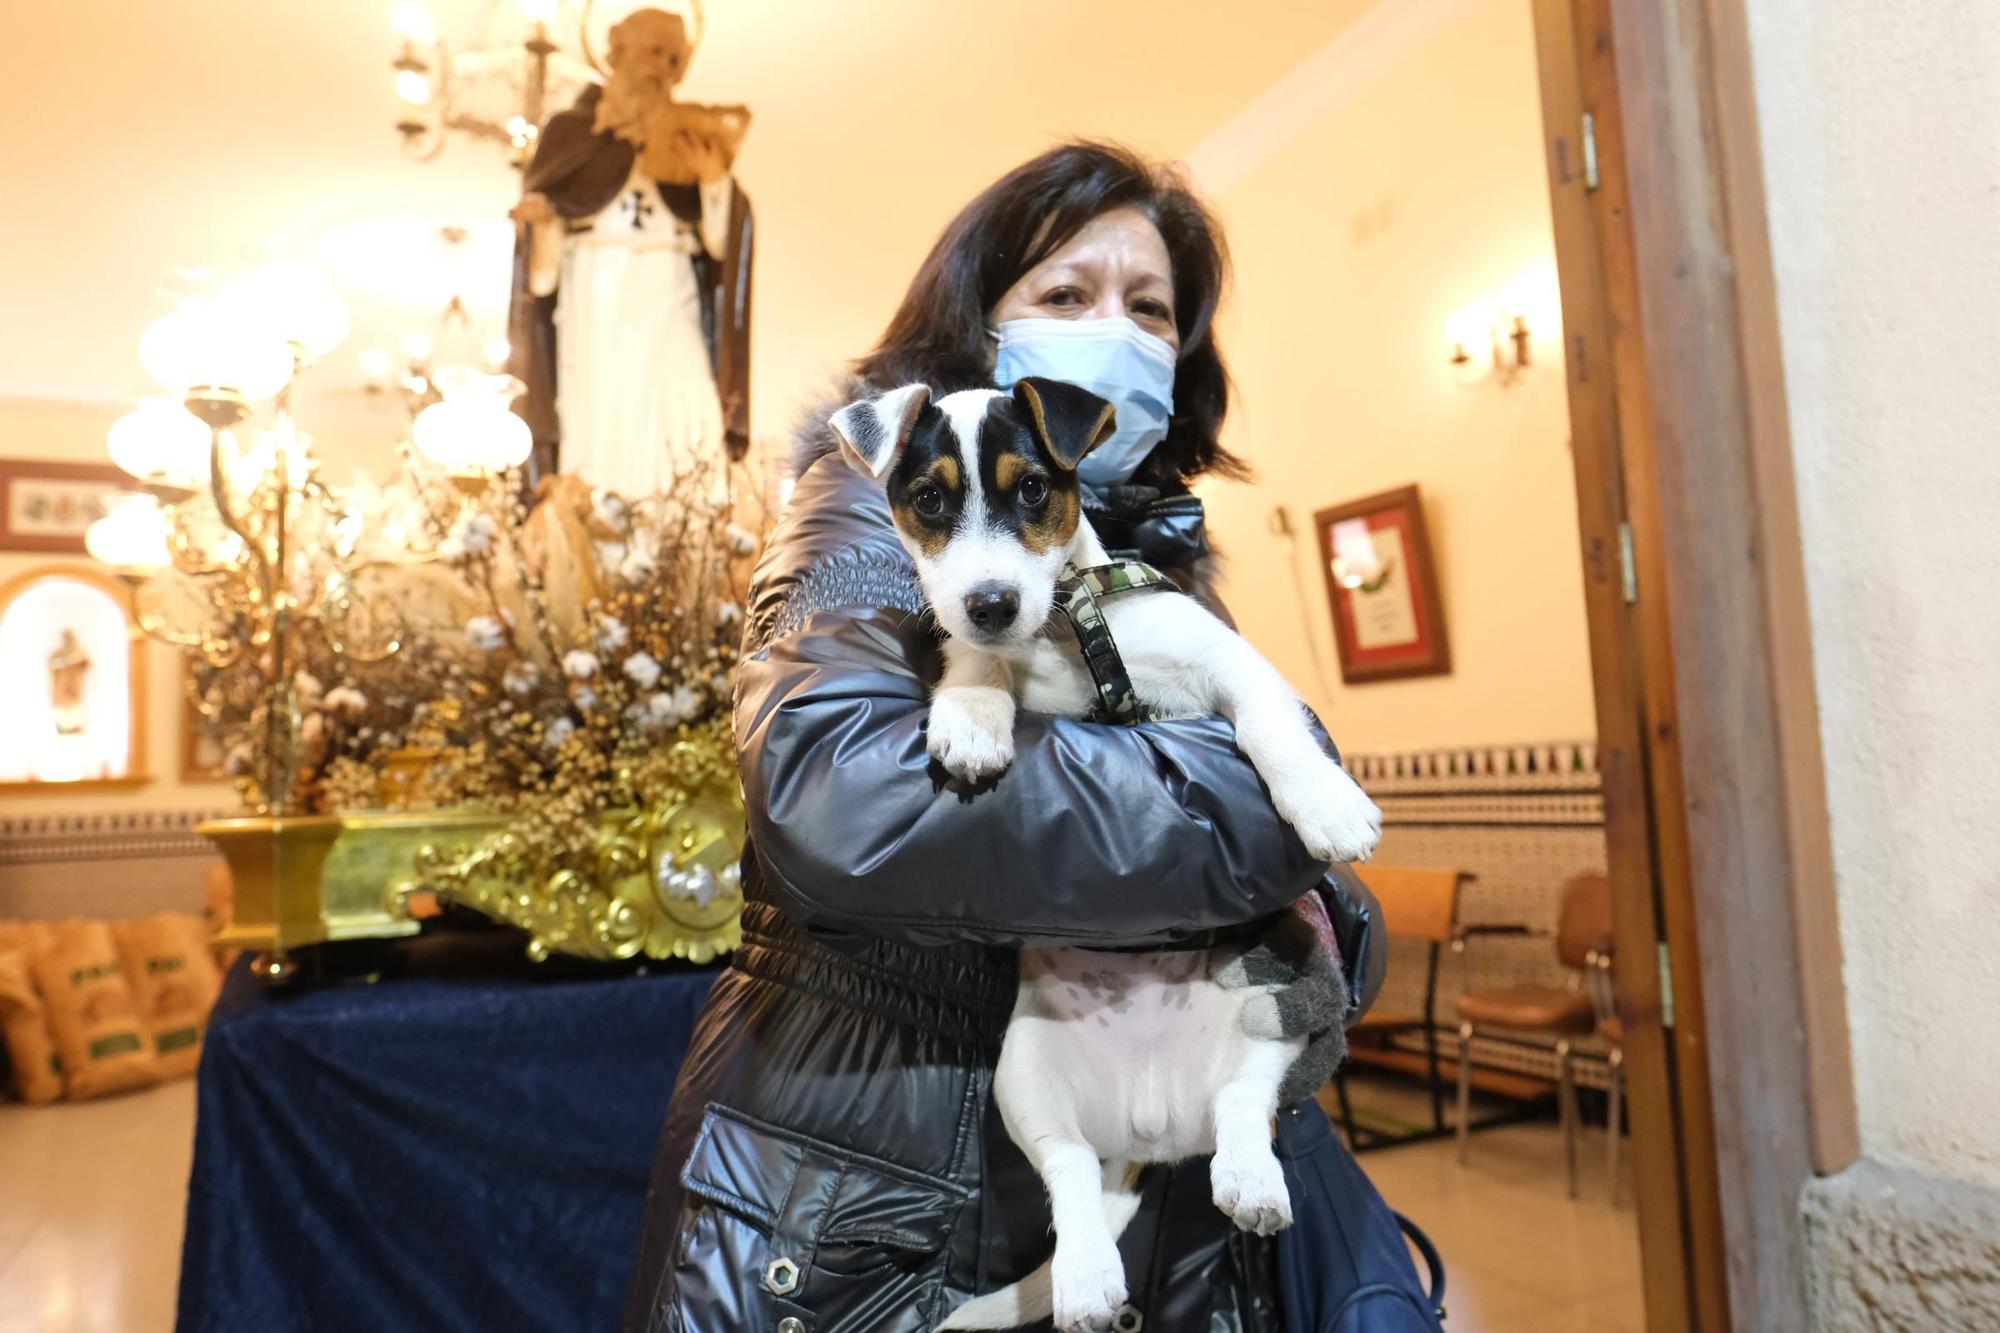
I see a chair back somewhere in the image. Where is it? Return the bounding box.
[1352,866,1466,944]
[1555,873,1615,970]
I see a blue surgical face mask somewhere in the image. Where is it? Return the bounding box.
[991,316,1176,488]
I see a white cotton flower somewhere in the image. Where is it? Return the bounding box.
[542,716,576,749]
[725,523,759,556]
[595,617,629,653]
[623,652,662,691]
[562,650,600,680]
[503,662,540,697]
[644,691,684,728]
[324,686,368,719]
[466,615,508,652]
[591,488,630,530]
[445,510,496,560]
[715,601,743,629]
[573,686,599,712]
[671,683,702,720]
[618,548,658,586]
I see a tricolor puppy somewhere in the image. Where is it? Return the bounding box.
[831,380,1382,1333]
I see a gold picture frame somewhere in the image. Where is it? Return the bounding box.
[0,564,150,794]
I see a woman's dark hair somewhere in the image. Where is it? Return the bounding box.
[853,140,1245,486]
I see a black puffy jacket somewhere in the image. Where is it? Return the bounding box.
[623,444,1384,1333]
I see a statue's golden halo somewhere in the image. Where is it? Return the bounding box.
[579,0,706,78]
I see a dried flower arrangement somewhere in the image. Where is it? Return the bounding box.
[186,444,769,951]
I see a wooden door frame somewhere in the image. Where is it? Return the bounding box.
[1532,1,1859,1330]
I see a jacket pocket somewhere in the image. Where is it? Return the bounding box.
[668,1103,971,1333]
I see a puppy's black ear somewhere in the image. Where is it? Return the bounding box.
[830,384,932,481]
[1012,377,1116,472]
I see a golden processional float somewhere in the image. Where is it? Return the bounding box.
[87,262,761,982]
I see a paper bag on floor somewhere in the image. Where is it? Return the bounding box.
[112,914,223,1078]
[31,923,159,1100]
[0,949,62,1104]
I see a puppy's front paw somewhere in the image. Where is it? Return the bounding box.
[1275,761,1383,864]
[927,686,1016,782]
[1050,1231,1128,1332]
[1212,1147,1293,1236]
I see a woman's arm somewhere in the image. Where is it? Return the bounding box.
[737,601,1332,948]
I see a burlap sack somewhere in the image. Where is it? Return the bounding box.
[0,949,62,1104]
[202,862,242,974]
[112,914,223,1079]
[0,920,56,959]
[31,922,159,1100]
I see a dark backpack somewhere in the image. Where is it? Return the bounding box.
[1273,1099,1448,1332]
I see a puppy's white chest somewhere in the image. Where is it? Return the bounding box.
[1014,595,1219,721]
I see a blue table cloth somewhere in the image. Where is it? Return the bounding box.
[176,957,720,1332]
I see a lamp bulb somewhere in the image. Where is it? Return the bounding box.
[393,2,437,45]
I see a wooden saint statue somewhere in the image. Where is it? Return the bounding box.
[507,7,753,498]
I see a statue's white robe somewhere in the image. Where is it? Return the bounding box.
[548,165,732,499]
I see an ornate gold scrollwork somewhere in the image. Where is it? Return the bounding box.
[387,730,746,965]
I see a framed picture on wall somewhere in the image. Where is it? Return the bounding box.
[0,460,136,554]
[0,565,150,791]
[1313,484,1452,683]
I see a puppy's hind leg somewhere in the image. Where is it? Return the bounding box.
[1210,1035,1301,1236]
[936,1157,1141,1331]
[1032,1140,1130,1332]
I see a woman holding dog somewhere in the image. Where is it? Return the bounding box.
[624,142,1384,1333]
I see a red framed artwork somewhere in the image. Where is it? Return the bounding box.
[0,460,137,554]
[1313,484,1451,683]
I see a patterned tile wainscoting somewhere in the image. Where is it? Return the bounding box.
[1349,741,1615,1089]
[0,809,225,921]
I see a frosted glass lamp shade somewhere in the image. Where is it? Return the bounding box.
[413,369,531,478]
[140,299,294,403]
[85,494,172,574]
[109,399,211,490]
[225,263,351,362]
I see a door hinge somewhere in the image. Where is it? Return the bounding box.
[1582,112,1601,192]
[1657,942,1676,1029]
[1617,521,1638,604]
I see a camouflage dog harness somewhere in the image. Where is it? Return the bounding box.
[1051,560,1181,725]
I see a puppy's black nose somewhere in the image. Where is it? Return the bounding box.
[964,584,1020,633]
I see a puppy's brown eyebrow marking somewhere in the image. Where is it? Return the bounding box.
[920,455,961,492]
[994,451,1031,491]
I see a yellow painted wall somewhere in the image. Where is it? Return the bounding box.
[1193,0,1596,753]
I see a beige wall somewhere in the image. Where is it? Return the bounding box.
[1191,0,1597,754]
[1744,0,2000,1191]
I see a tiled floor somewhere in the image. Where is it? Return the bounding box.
[1351,1096,1646,1332]
[0,1077,1641,1333]
[0,1080,194,1333]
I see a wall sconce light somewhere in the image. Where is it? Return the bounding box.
[1444,260,1560,389]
